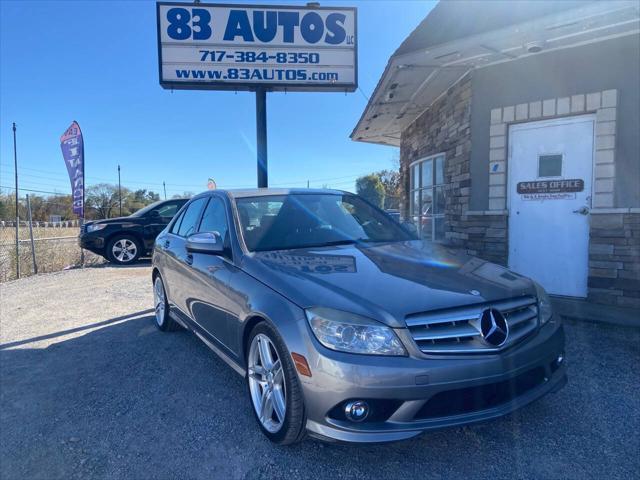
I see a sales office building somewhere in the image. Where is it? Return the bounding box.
[352,0,640,309]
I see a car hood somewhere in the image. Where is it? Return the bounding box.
[242,241,536,328]
[85,216,138,226]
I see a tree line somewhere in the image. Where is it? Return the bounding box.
[1,169,403,221]
[0,184,188,222]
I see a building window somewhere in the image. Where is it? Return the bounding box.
[410,153,446,241]
[538,154,563,177]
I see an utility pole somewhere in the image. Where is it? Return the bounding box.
[12,123,20,278]
[118,164,122,216]
[163,181,167,200]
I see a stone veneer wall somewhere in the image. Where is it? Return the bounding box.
[588,210,640,308]
[400,76,637,307]
[452,212,508,266]
[487,89,619,210]
[400,72,508,264]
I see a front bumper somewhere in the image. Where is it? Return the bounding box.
[296,316,566,443]
[79,233,105,254]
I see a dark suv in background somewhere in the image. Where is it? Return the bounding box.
[80,198,188,265]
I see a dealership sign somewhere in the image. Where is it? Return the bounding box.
[60,121,85,217]
[517,179,584,194]
[517,178,584,201]
[156,2,357,91]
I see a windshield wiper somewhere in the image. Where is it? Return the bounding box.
[307,238,383,247]
[253,238,383,252]
[306,239,359,247]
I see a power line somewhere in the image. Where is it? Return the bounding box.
[0,185,75,196]
[357,86,370,102]
[0,163,178,189]
[1,163,372,191]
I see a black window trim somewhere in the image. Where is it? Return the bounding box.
[169,196,208,238]
[169,208,186,235]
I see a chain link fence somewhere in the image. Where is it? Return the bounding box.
[0,219,104,283]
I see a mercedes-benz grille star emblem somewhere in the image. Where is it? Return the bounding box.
[479,308,509,346]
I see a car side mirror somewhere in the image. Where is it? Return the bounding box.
[402,221,418,236]
[148,210,161,219]
[186,232,224,255]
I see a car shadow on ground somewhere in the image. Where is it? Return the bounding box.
[1,316,638,479]
[80,258,152,270]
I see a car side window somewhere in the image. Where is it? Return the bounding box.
[198,197,228,240]
[177,198,207,237]
[169,209,186,235]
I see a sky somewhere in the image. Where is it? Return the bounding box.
[0,0,435,198]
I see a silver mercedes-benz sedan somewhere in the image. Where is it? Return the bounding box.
[151,189,566,444]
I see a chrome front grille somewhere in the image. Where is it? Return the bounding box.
[406,296,539,354]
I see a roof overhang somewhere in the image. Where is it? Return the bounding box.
[351,1,640,146]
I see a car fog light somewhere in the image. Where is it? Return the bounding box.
[556,354,564,365]
[344,400,369,422]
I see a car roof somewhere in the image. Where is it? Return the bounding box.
[217,188,349,199]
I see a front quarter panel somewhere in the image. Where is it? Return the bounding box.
[227,266,307,369]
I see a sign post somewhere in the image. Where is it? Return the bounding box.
[26,194,38,274]
[12,122,19,279]
[156,2,357,187]
[256,86,268,187]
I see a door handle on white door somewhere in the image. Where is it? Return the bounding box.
[572,206,590,215]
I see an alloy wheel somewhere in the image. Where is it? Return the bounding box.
[248,334,286,433]
[112,238,137,263]
[154,277,165,327]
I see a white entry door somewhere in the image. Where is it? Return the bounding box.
[508,115,595,297]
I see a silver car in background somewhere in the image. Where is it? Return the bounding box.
[151,189,566,444]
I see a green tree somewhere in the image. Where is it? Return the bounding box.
[86,183,124,219]
[120,189,161,216]
[49,194,75,220]
[356,174,385,209]
[375,169,402,210]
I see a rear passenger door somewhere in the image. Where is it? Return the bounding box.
[188,196,238,353]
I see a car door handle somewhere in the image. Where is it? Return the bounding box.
[572,206,590,215]
[186,254,194,265]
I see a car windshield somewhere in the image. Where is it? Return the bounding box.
[235,193,415,252]
[129,200,174,218]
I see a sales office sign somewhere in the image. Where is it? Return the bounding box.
[517,178,584,201]
[156,2,357,91]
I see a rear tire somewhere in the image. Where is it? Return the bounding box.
[246,322,307,445]
[106,234,142,265]
[153,275,179,332]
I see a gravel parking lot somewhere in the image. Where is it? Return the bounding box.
[1,265,639,480]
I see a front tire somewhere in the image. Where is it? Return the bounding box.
[246,322,306,445]
[106,234,141,265]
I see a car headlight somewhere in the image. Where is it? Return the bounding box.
[86,223,108,233]
[534,282,553,324]
[305,307,406,356]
